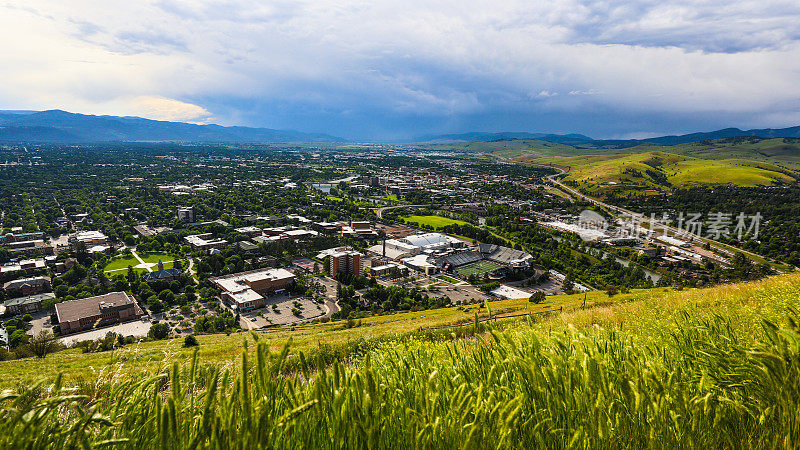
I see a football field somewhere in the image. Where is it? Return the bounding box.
[457,260,501,277]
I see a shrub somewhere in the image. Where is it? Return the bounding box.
[529,291,546,303]
[148,322,170,340]
[183,335,198,348]
[27,331,62,358]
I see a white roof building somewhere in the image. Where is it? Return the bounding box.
[284,229,319,239]
[366,243,412,261]
[490,285,532,300]
[401,233,461,252]
[75,230,108,245]
[656,235,691,248]
[401,254,438,274]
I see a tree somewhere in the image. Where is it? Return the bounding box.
[148,297,165,314]
[563,276,575,294]
[529,291,546,303]
[183,334,198,347]
[28,331,60,358]
[54,284,69,298]
[158,289,175,305]
[605,285,619,297]
[149,322,170,340]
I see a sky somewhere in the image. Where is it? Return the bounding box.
[1,0,800,141]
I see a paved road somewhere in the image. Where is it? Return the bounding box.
[315,275,341,319]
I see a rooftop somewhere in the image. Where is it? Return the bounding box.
[4,292,55,307]
[3,276,51,290]
[55,292,139,324]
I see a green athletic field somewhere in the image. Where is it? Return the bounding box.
[458,260,502,277]
[402,215,469,230]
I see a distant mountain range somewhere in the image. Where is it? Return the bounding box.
[638,126,800,146]
[1,109,799,146]
[417,126,800,148]
[0,110,343,143]
[413,132,593,146]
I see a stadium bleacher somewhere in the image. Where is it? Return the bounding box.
[479,243,533,266]
[439,251,483,267]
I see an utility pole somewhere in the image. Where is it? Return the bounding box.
[582,292,587,309]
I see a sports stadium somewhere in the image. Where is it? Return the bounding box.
[436,243,534,279]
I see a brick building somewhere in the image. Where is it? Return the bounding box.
[210,268,296,311]
[55,292,144,334]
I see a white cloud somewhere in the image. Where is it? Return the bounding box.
[535,90,558,98]
[130,96,213,123]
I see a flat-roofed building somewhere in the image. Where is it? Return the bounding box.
[401,233,461,253]
[0,258,47,274]
[0,232,45,244]
[262,226,291,236]
[211,268,296,311]
[341,221,378,239]
[235,226,263,237]
[314,221,344,233]
[367,263,408,277]
[283,229,319,240]
[656,235,691,248]
[287,214,312,224]
[74,231,108,246]
[328,250,363,276]
[6,239,54,256]
[3,292,55,316]
[55,292,144,334]
[184,233,228,251]
[383,239,420,256]
[401,254,438,275]
[177,206,196,222]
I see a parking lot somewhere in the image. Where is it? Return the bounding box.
[27,310,54,336]
[434,284,489,304]
[58,319,153,345]
[505,277,565,295]
[382,273,490,305]
[238,294,326,329]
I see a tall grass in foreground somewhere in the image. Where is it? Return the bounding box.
[3,306,800,447]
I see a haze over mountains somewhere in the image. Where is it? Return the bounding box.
[0,110,343,143]
[1,109,800,147]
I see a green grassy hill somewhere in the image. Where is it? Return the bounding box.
[431,137,800,190]
[667,136,800,163]
[430,136,800,164]
[521,151,797,195]
[3,273,800,447]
